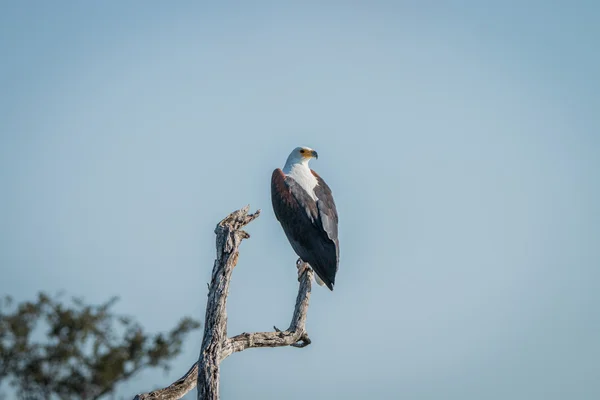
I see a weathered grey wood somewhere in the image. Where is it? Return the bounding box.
[221,263,312,359]
[197,206,261,400]
[133,206,313,400]
[133,363,198,400]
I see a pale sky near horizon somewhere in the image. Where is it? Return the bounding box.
[1,1,599,399]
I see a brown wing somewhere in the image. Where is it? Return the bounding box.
[271,169,339,290]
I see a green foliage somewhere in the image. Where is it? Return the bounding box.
[0,293,200,400]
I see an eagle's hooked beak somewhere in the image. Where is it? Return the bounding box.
[312,150,319,159]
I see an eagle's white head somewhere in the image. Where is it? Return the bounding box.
[283,146,318,171]
[282,146,320,199]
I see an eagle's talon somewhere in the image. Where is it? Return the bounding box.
[297,261,310,281]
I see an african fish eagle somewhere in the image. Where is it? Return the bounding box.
[271,146,339,290]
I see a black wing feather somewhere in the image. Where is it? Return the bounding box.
[312,170,339,262]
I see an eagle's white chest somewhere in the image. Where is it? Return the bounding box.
[284,164,319,201]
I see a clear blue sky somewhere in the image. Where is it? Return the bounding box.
[1,1,599,399]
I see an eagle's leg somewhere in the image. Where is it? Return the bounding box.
[296,258,311,281]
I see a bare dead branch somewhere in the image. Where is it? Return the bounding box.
[220,267,312,359]
[133,363,198,400]
[133,206,314,400]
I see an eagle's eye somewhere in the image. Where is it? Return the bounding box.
[300,149,305,154]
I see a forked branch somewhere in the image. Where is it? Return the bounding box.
[134,206,313,400]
